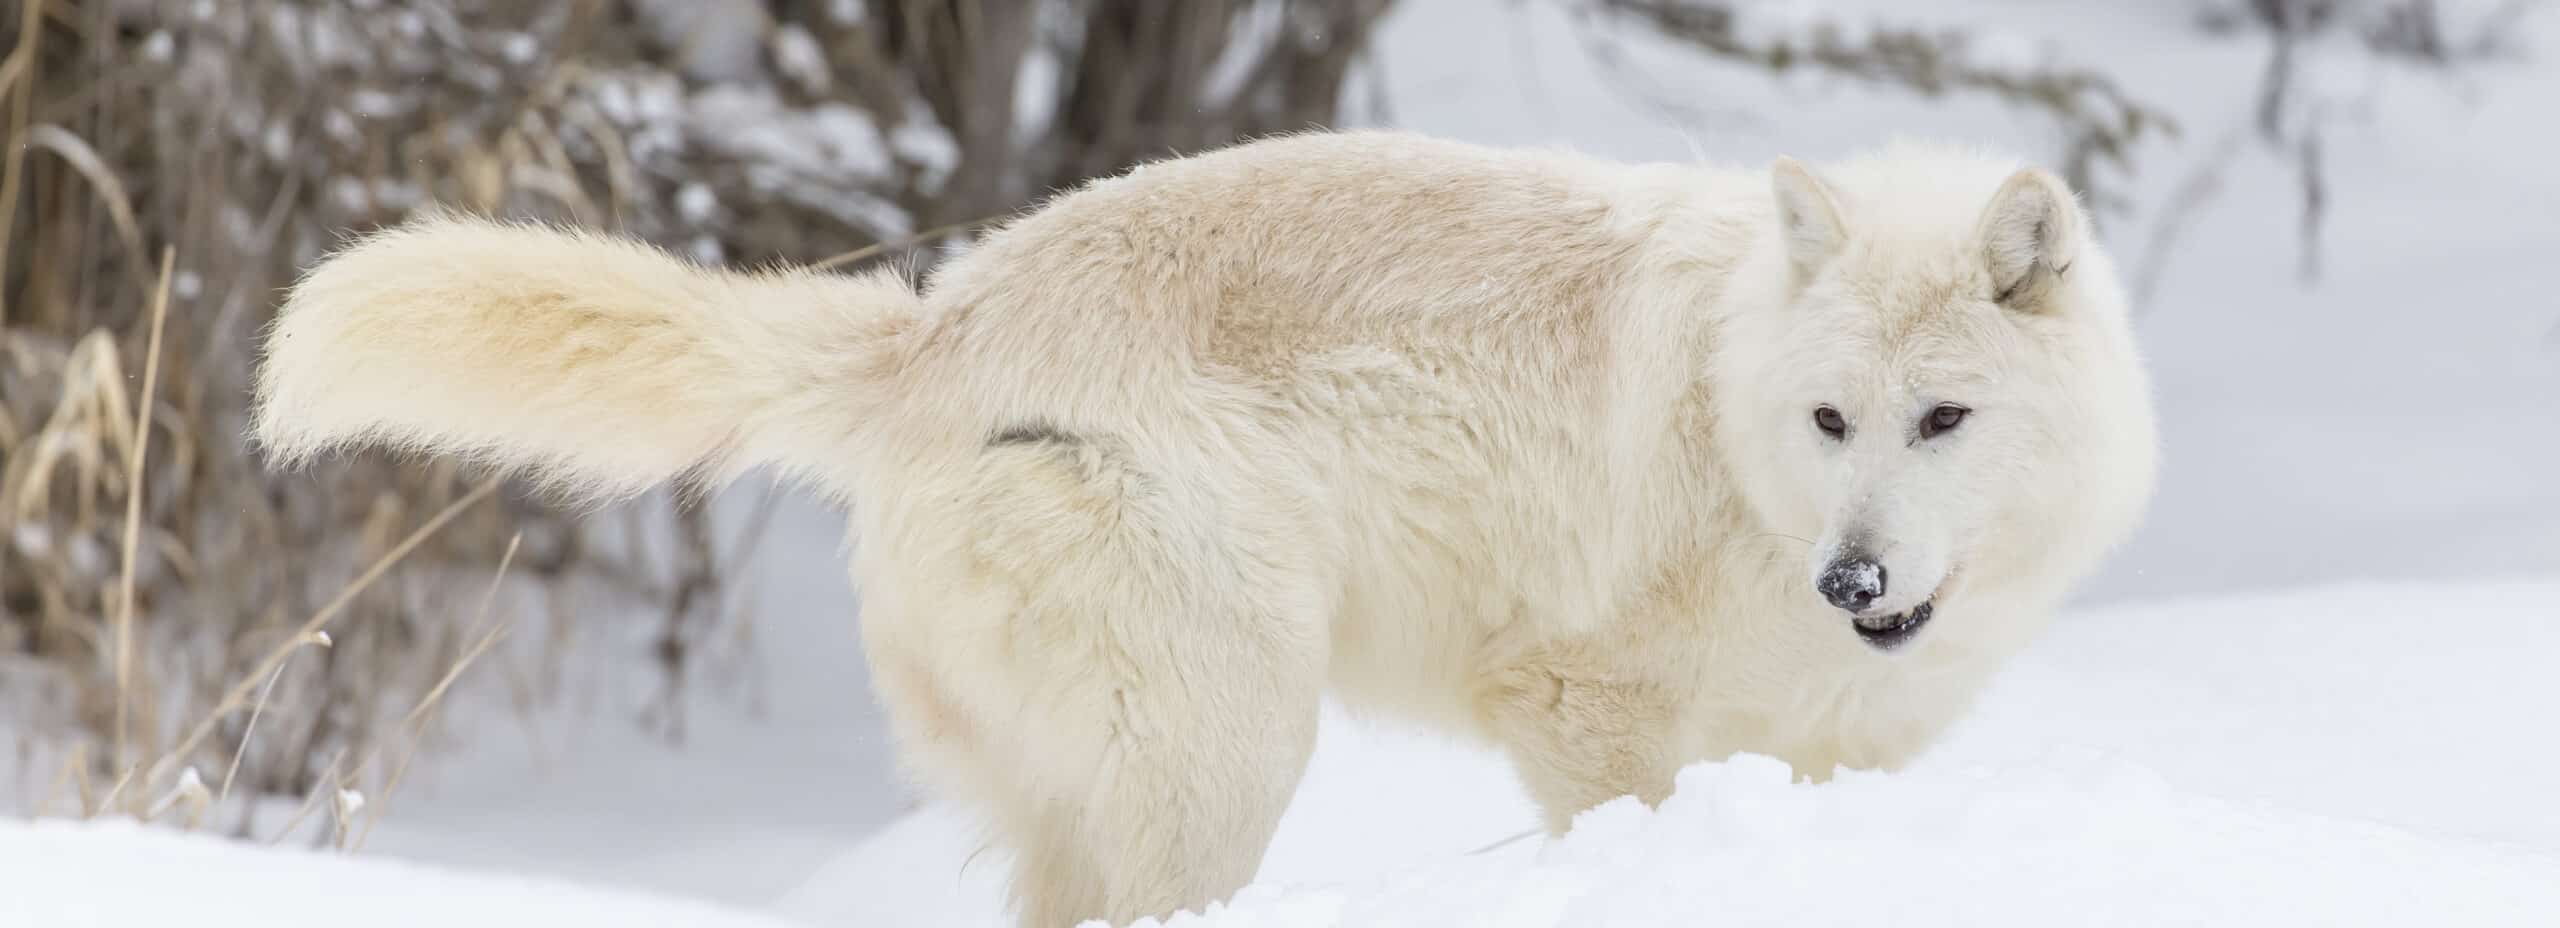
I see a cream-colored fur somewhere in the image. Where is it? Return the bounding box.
[253,130,2158,928]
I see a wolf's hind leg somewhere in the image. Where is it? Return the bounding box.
[875,435,1327,928]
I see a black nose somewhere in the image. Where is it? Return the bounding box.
[1818,557,1886,612]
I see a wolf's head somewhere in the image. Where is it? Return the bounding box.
[1714,145,2158,655]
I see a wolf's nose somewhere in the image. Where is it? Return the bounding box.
[1818,557,1886,613]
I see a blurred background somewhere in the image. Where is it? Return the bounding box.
[2,0,2553,923]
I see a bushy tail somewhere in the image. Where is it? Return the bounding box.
[253,212,920,502]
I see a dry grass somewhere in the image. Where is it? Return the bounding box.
[0,0,751,830]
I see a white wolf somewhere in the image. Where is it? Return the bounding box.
[253,130,2157,927]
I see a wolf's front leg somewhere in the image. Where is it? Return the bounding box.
[1474,644,1694,835]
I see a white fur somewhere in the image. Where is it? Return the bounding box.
[253,131,2158,928]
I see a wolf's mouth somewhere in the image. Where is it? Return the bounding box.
[1852,600,1933,652]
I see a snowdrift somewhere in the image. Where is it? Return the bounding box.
[0,817,797,928]
[1127,753,2560,927]
[26,741,2550,928]
[787,580,2560,926]
[10,572,2560,928]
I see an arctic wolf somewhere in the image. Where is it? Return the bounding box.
[254,130,2157,927]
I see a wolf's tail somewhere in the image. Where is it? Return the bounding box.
[253,212,920,502]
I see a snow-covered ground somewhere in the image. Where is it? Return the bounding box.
[1119,751,2560,927]
[781,580,2560,926]
[1,817,800,928]
[19,580,2559,926]
[13,1,2558,925]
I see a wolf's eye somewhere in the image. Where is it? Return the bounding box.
[1920,404,1970,439]
[1813,406,1848,440]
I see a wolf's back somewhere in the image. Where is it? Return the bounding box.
[253,213,920,502]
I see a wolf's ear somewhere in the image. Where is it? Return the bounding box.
[1771,156,1848,286]
[1976,168,2083,312]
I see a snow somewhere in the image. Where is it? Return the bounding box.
[1966,27,2048,76]
[54,555,2437,928]
[334,493,906,909]
[678,182,721,225]
[1015,45,1065,141]
[685,90,893,182]
[1124,752,2560,928]
[777,580,2560,926]
[682,89,912,237]
[1829,558,1880,591]
[633,0,769,84]
[499,32,539,67]
[892,117,962,192]
[0,817,802,928]
[772,25,831,95]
